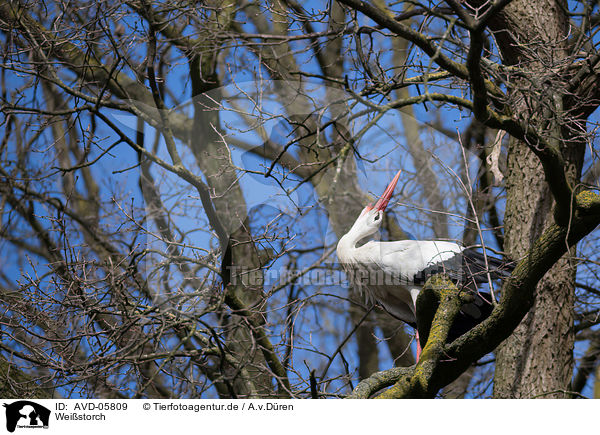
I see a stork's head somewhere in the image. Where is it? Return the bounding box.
[351,170,402,238]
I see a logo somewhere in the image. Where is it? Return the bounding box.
[3,401,50,432]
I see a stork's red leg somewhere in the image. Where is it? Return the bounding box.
[416,330,422,362]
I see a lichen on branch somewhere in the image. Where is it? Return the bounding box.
[350,190,600,398]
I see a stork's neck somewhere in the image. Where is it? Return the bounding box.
[337,224,374,263]
[337,232,357,259]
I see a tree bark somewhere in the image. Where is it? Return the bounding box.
[490,0,586,398]
[495,137,581,398]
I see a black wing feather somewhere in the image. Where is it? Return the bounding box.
[411,248,513,287]
[461,247,514,287]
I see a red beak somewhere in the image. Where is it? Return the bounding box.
[373,170,401,212]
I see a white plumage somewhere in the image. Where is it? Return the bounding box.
[338,234,465,324]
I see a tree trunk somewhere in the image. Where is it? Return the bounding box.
[495,138,581,398]
[490,0,586,398]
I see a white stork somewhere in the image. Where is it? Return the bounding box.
[336,170,511,359]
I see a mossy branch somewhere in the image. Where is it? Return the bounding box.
[347,366,415,399]
[351,190,600,399]
[419,190,600,394]
[374,276,465,398]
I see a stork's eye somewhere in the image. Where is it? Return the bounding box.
[374,214,380,221]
